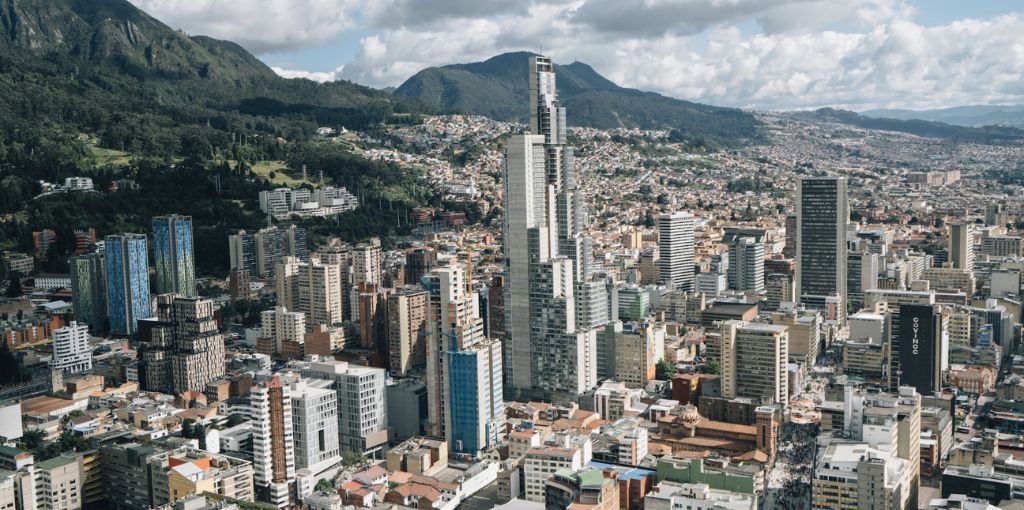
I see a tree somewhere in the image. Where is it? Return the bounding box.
[22,430,45,450]
[4,272,22,298]
[702,359,721,375]
[655,359,677,381]
[315,478,335,494]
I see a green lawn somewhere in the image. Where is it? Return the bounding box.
[87,146,132,167]
[244,160,319,187]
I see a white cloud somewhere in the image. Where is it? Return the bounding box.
[271,65,345,82]
[131,0,360,53]
[129,0,1024,110]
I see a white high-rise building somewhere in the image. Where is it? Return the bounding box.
[252,375,295,508]
[658,212,696,291]
[298,358,388,458]
[261,307,306,355]
[276,258,343,327]
[290,378,340,476]
[502,55,603,398]
[720,320,789,405]
[950,222,975,273]
[724,228,765,293]
[51,321,92,374]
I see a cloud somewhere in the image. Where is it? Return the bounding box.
[271,65,345,82]
[131,0,360,53]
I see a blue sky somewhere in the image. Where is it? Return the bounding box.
[134,0,1024,110]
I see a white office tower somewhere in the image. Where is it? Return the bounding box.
[290,379,340,476]
[299,358,389,458]
[252,375,296,508]
[502,55,602,399]
[724,228,765,293]
[657,212,696,291]
[796,177,848,322]
[51,321,93,374]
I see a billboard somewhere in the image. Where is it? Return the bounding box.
[899,304,937,394]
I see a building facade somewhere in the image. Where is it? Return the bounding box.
[151,215,196,297]
[105,234,151,337]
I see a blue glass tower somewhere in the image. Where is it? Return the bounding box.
[152,215,196,296]
[105,234,152,336]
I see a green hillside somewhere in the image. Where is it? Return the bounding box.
[394,52,763,147]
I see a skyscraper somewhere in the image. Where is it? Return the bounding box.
[151,215,196,297]
[949,222,975,272]
[724,227,765,293]
[502,55,602,398]
[290,378,340,476]
[137,295,226,394]
[796,176,848,321]
[70,253,106,334]
[657,212,696,291]
[105,234,151,337]
[251,375,295,508]
[426,265,505,457]
[387,287,428,377]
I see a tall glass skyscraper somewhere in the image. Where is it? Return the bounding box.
[70,253,107,333]
[105,234,151,336]
[152,215,196,297]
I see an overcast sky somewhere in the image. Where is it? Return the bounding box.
[131,0,1024,111]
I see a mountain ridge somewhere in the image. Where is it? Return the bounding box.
[393,51,764,147]
[861,104,1024,129]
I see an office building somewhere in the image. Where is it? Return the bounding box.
[100,442,162,510]
[847,250,879,310]
[404,247,436,284]
[251,375,295,508]
[765,273,795,311]
[70,253,106,334]
[724,228,765,293]
[387,287,428,376]
[811,442,912,510]
[257,307,305,360]
[772,306,821,365]
[51,321,93,374]
[950,223,975,273]
[981,235,1023,258]
[151,215,196,297]
[897,304,949,396]
[276,258,343,327]
[290,379,340,475]
[36,454,84,510]
[796,177,848,321]
[137,295,226,394]
[784,214,797,259]
[150,450,255,505]
[658,212,696,291]
[720,321,789,405]
[298,359,389,458]
[503,55,601,398]
[105,234,151,337]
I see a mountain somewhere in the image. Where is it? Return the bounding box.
[862,105,1024,129]
[791,108,1024,144]
[394,52,762,147]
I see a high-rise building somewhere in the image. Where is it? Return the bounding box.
[949,223,974,273]
[404,247,436,285]
[258,307,306,360]
[105,234,151,337]
[784,214,797,259]
[897,304,949,396]
[290,378,340,476]
[387,287,428,376]
[276,258,343,327]
[796,177,848,322]
[298,359,389,458]
[70,253,106,333]
[51,321,93,374]
[502,55,601,398]
[151,215,196,297]
[137,295,226,394]
[724,228,765,293]
[847,250,879,311]
[658,212,696,291]
[719,320,789,405]
[230,226,308,279]
[251,375,295,508]
[426,265,505,457]
[765,273,795,311]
